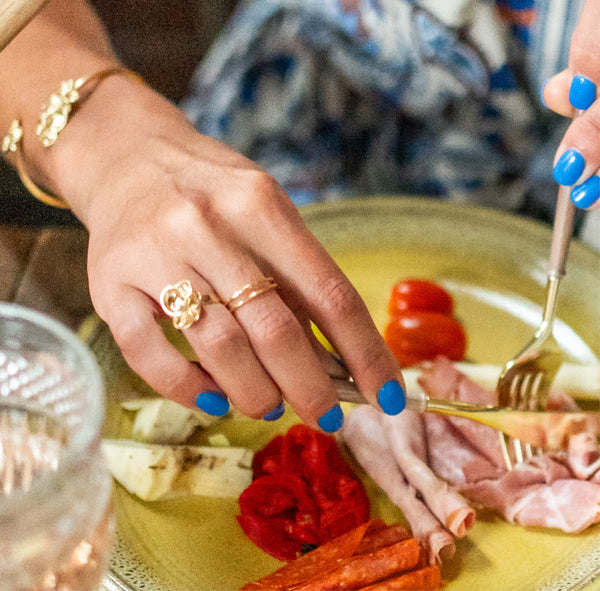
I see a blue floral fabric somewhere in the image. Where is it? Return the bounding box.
[182,0,584,218]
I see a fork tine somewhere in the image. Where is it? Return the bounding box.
[508,366,550,467]
[512,438,525,464]
[499,431,513,470]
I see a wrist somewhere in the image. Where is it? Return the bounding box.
[44,70,194,225]
[1,61,129,211]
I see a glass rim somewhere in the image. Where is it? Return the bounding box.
[0,302,105,507]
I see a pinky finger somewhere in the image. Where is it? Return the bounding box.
[105,290,229,416]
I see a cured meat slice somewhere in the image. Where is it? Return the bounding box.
[568,432,600,481]
[420,357,600,533]
[358,565,442,590]
[343,406,456,564]
[240,519,378,590]
[292,537,421,591]
[381,412,475,537]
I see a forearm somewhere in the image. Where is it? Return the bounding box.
[0,0,121,203]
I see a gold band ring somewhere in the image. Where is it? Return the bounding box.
[226,277,278,312]
[160,280,220,330]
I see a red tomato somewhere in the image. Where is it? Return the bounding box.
[384,311,467,367]
[388,279,454,317]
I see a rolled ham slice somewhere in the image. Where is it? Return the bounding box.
[381,412,475,538]
[343,406,456,564]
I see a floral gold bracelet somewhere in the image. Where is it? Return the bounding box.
[1,119,69,208]
[1,67,142,208]
[36,66,141,147]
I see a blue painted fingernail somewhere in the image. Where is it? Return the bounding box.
[195,391,230,416]
[318,403,344,433]
[377,380,406,415]
[263,402,285,421]
[571,175,600,209]
[539,78,549,108]
[553,149,585,185]
[569,74,596,110]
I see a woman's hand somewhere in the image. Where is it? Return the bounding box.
[50,75,407,432]
[541,0,600,210]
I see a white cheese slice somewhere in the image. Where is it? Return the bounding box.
[120,397,219,444]
[101,439,253,501]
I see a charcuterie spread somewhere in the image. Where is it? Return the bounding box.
[343,355,600,568]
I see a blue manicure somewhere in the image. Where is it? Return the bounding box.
[263,402,285,421]
[569,75,596,110]
[377,380,406,416]
[539,78,549,109]
[318,403,344,433]
[195,391,230,416]
[571,176,600,209]
[553,149,585,186]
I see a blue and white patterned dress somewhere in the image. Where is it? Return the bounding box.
[182,0,598,245]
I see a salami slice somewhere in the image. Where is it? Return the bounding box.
[240,519,381,590]
[291,537,421,591]
[359,565,442,590]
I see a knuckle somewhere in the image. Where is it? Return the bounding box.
[229,170,283,214]
[316,275,365,320]
[247,304,300,346]
[579,113,600,140]
[197,317,247,354]
[160,198,201,235]
[110,315,148,356]
[357,340,393,377]
[571,28,600,66]
[244,169,281,200]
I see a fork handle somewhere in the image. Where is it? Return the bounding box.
[548,108,583,278]
[549,182,576,278]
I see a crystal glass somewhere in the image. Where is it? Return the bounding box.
[0,303,114,591]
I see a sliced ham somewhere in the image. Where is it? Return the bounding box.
[420,357,600,533]
[569,432,600,481]
[343,355,600,547]
[343,406,456,565]
[381,413,475,538]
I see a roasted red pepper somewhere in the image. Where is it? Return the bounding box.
[238,425,370,561]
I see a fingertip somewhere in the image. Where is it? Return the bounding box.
[318,403,344,433]
[262,401,286,421]
[569,74,597,110]
[377,379,407,416]
[543,71,576,117]
[571,176,600,209]
[195,390,230,416]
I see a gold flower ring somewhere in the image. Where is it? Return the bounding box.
[160,280,221,330]
[225,277,278,312]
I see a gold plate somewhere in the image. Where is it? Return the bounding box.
[87,198,600,591]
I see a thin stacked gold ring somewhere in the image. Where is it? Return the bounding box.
[225,277,278,312]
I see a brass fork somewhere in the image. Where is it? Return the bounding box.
[332,375,598,451]
[496,155,580,469]
[496,350,563,468]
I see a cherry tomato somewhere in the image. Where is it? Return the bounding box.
[388,279,453,317]
[384,311,467,367]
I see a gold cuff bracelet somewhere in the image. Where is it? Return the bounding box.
[1,67,141,208]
